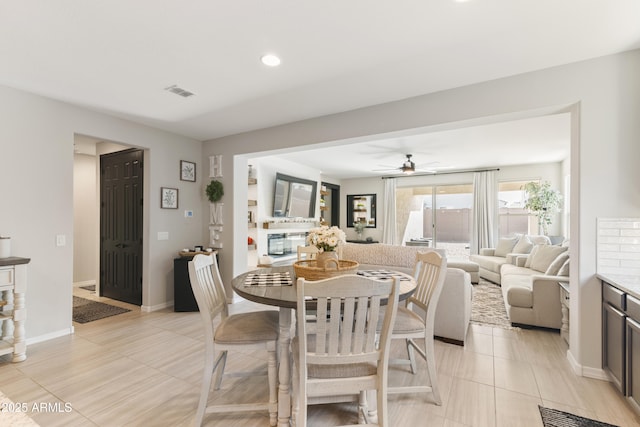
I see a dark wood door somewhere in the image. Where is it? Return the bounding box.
[100,149,143,305]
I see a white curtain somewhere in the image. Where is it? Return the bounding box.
[382,178,397,245]
[471,171,498,254]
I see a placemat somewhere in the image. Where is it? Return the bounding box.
[357,269,412,281]
[244,271,293,287]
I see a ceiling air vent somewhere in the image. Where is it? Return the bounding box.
[164,85,195,98]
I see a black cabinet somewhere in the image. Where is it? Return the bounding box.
[174,257,199,312]
[627,295,640,412]
[603,301,626,392]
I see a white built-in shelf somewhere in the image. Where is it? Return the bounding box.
[262,221,319,230]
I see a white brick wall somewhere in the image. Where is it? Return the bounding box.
[597,218,640,275]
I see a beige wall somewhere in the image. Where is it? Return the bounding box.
[204,49,640,376]
[0,85,202,341]
[72,153,97,284]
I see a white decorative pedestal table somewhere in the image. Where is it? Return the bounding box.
[0,257,30,362]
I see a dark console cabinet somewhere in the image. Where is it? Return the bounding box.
[174,256,199,311]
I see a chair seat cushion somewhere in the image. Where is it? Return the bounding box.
[292,337,377,379]
[390,306,425,334]
[215,310,279,344]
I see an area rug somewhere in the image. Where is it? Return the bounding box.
[79,284,96,292]
[539,405,618,427]
[72,296,130,324]
[470,279,516,329]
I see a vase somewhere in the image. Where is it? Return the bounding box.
[316,250,339,268]
[0,237,10,258]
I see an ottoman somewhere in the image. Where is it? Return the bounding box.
[448,259,479,284]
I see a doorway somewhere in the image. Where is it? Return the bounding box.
[320,182,340,227]
[99,148,144,305]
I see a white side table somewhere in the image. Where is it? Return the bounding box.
[559,281,570,345]
[0,257,30,362]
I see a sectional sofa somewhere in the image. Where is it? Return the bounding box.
[470,235,569,329]
[340,242,473,344]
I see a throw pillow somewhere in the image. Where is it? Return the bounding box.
[525,245,541,268]
[530,245,569,273]
[545,252,570,275]
[558,258,570,276]
[494,236,519,257]
[528,235,552,245]
[512,235,534,254]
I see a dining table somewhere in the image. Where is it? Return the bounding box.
[231,265,417,427]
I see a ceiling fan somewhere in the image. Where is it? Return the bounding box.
[373,154,438,175]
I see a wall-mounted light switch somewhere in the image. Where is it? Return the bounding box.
[56,234,66,247]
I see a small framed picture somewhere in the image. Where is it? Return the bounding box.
[180,160,196,182]
[161,187,179,209]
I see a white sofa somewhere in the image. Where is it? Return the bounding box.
[500,244,569,329]
[469,234,552,284]
[341,243,473,345]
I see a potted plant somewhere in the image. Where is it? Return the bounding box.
[523,181,563,235]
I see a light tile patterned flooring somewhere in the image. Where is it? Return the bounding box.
[1,287,639,426]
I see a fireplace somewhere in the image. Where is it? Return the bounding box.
[267,232,307,257]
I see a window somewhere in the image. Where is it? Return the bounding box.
[498,180,531,236]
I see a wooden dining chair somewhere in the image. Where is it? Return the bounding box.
[188,253,279,426]
[292,274,400,427]
[386,251,447,404]
[297,245,319,261]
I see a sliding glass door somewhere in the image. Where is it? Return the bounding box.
[398,184,472,258]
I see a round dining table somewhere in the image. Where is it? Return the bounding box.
[232,265,416,427]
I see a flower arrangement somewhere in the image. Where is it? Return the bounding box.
[306,225,346,252]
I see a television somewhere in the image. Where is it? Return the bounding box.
[272,173,317,218]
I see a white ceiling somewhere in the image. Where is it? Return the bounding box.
[2,1,638,177]
[272,113,571,179]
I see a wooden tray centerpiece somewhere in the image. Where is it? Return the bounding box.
[293,259,359,281]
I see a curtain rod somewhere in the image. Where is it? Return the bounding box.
[381,167,500,180]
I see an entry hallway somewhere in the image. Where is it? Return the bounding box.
[1,289,639,427]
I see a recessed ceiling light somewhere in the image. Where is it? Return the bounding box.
[261,54,281,67]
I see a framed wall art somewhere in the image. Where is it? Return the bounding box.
[161,187,179,209]
[180,160,196,182]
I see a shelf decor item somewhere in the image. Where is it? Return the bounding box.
[354,221,366,240]
[206,179,224,203]
[0,236,10,258]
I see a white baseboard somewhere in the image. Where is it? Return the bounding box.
[567,348,610,381]
[583,365,609,381]
[26,327,74,345]
[141,300,173,312]
[73,280,96,287]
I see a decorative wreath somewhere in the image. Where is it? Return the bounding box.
[206,179,224,202]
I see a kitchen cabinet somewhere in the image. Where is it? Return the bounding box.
[601,278,640,412]
[627,294,640,411]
